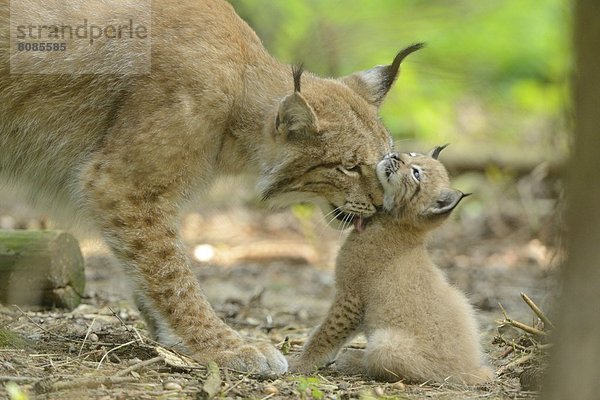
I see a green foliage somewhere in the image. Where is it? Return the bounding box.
[291,203,318,245]
[0,328,28,349]
[5,382,29,400]
[293,376,325,399]
[230,0,571,154]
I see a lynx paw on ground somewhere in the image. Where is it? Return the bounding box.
[208,342,288,376]
[334,348,365,375]
[288,355,321,374]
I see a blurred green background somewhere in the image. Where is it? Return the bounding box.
[230,0,571,158]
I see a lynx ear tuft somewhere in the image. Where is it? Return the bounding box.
[341,43,425,107]
[292,64,304,93]
[428,144,450,160]
[426,189,467,217]
[275,92,318,140]
[274,64,318,140]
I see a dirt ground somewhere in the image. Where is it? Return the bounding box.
[0,170,562,399]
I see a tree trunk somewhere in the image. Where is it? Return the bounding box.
[0,230,85,310]
[541,1,600,398]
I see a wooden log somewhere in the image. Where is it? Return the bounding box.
[0,230,85,309]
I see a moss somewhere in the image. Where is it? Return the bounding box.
[0,327,29,349]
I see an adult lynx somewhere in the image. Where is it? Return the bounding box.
[0,0,422,374]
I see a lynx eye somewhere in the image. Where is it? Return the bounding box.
[411,167,421,183]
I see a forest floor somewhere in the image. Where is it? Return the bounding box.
[0,169,562,400]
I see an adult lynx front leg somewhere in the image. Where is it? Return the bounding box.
[80,133,286,374]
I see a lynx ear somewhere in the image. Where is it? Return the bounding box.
[426,189,468,217]
[275,92,318,140]
[341,43,425,107]
[275,64,319,140]
[428,144,449,160]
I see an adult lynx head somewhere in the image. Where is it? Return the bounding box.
[259,44,424,230]
[376,145,468,230]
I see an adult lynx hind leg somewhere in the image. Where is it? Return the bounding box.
[79,126,287,375]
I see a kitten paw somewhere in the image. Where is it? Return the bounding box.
[334,348,365,375]
[206,342,288,376]
[288,356,320,374]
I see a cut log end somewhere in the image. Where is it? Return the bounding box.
[0,230,85,310]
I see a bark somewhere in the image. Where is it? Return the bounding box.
[541,1,600,398]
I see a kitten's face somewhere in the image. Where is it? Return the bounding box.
[376,147,466,226]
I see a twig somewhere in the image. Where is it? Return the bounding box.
[115,355,164,377]
[317,374,334,385]
[497,353,535,375]
[108,306,127,327]
[0,376,39,383]
[132,326,145,343]
[96,340,138,369]
[36,376,136,393]
[498,303,510,320]
[221,369,254,396]
[12,305,117,347]
[14,305,78,343]
[495,335,529,352]
[500,346,515,359]
[78,317,96,357]
[497,302,547,336]
[521,293,555,329]
[507,319,548,337]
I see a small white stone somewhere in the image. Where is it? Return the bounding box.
[163,382,183,391]
[264,385,279,395]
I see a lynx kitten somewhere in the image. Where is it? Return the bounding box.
[291,146,493,384]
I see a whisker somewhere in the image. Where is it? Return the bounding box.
[321,206,341,223]
[321,207,341,228]
[338,212,354,242]
[316,206,343,237]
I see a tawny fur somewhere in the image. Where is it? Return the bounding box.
[292,149,493,384]
[0,0,422,374]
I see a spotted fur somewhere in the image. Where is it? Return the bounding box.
[0,0,422,374]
